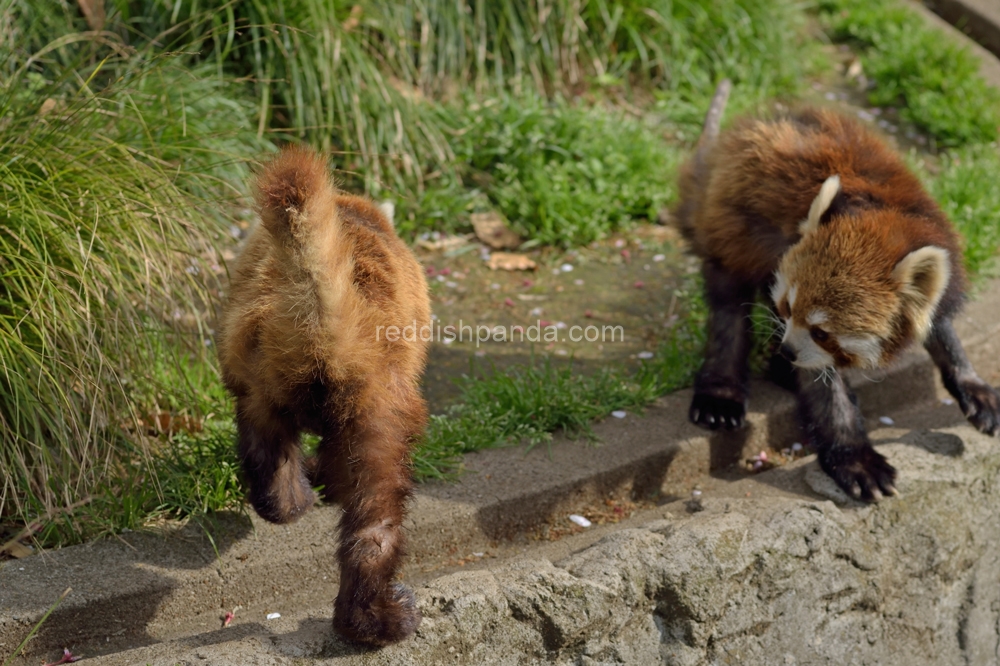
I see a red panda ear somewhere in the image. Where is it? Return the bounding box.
[799,175,841,237]
[892,245,950,342]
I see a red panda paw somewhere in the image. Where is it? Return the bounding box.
[956,380,1000,437]
[819,445,898,503]
[689,394,745,430]
[334,583,421,647]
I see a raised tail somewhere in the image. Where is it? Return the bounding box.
[254,146,339,247]
[693,79,732,175]
[674,79,732,243]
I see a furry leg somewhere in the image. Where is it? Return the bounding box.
[236,396,315,524]
[925,317,1000,435]
[311,422,350,505]
[797,367,897,501]
[690,259,755,430]
[332,384,424,646]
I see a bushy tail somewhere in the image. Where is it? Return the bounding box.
[254,146,339,247]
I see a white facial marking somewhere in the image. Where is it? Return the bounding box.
[781,322,834,369]
[806,310,828,326]
[788,284,799,310]
[839,334,883,369]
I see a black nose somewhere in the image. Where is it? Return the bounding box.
[779,344,797,362]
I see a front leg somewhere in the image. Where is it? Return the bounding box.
[690,259,755,430]
[797,367,897,501]
[924,316,1000,436]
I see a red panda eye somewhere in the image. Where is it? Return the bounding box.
[810,327,829,343]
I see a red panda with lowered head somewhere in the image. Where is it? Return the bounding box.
[675,81,1000,501]
[217,147,430,645]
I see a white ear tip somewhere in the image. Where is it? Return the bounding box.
[377,201,395,226]
[800,174,842,237]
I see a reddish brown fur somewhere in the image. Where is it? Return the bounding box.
[674,103,1000,502]
[217,146,430,646]
[678,107,965,301]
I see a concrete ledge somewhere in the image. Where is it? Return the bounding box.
[924,0,1000,60]
[907,0,1000,88]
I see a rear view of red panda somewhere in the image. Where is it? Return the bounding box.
[217,147,430,645]
[676,81,1000,501]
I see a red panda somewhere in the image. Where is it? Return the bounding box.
[217,147,430,645]
[675,81,1000,501]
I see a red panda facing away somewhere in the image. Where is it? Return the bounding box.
[217,147,430,645]
[675,81,1000,501]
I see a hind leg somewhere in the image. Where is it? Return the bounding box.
[235,395,315,524]
[331,380,425,646]
[310,422,351,505]
[690,259,755,430]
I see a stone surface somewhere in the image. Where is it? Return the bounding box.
[94,424,1000,665]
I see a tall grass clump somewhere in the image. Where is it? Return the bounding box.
[820,0,1000,147]
[0,7,269,540]
[107,0,812,198]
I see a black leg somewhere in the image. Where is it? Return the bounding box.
[797,368,897,501]
[235,396,315,524]
[690,260,755,430]
[924,317,1000,436]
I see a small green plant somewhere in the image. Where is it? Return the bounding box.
[440,97,682,247]
[820,0,1000,147]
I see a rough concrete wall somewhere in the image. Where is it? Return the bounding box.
[391,426,1000,666]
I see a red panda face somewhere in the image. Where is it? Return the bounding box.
[770,263,892,370]
[769,176,951,370]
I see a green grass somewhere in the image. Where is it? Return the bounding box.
[922,144,1000,278]
[398,96,683,247]
[415,280,707,479]
[820,0,1000,147]
[103,0,811,200]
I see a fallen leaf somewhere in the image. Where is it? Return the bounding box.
[39,98,58,116]
[488,252,536,271]
[472,211,521,249]
[4,541,32,558]
[417,234,471,251]
[342,4,363,31]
